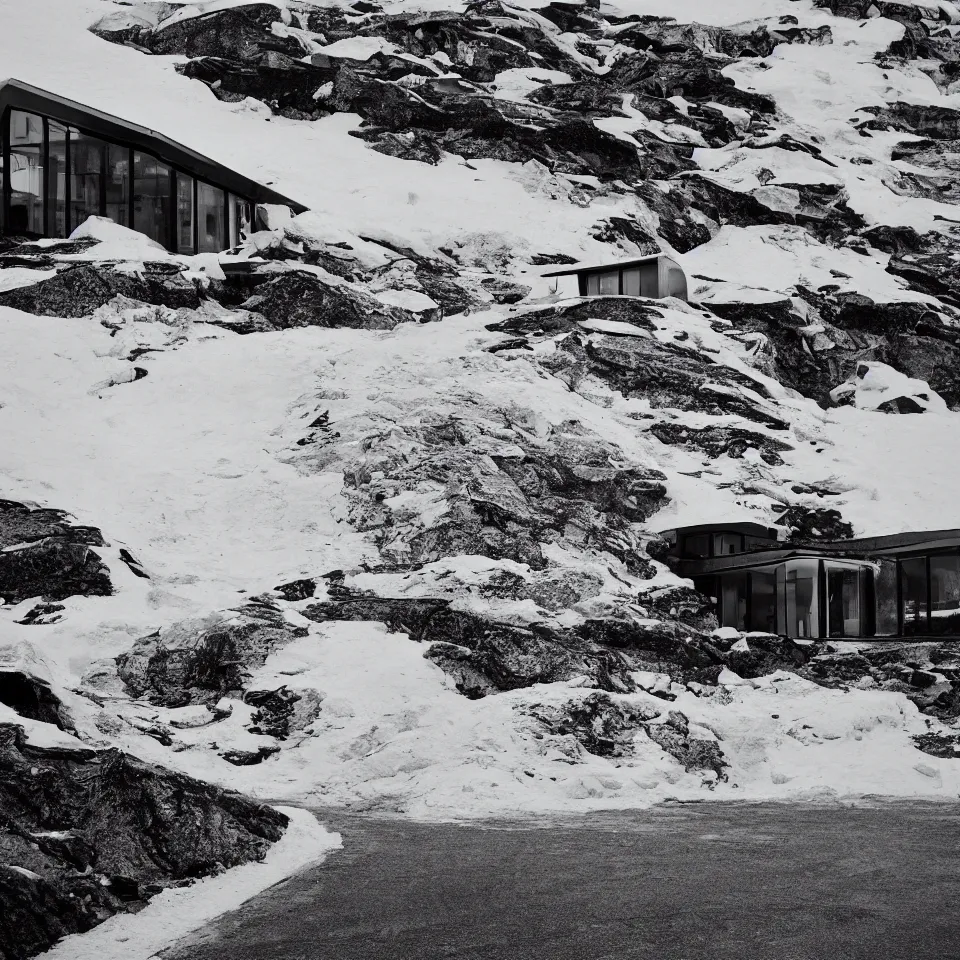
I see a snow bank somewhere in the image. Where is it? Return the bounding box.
[41,808,341,960]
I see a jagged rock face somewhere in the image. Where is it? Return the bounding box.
[644,710,728,780]
[775,505,854,543]
[524,692,660,757]
[0,263,201,318]
[245,686,323,739]
[0,501,111,604]
[0,674,70,730]
[230,271,422,332]
[116,603,309,707]
[0,723,287,960]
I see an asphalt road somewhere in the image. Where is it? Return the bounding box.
[163,802,960,960]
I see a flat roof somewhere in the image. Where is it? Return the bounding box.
[679,528,960,575]
[0,78,307,211]
[665,521,781,540]
[541,253,671,277]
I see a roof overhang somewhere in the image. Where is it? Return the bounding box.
[0,78,307,212]
[541,253,668,278]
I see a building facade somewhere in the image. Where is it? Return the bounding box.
[541,253,689,302]
[663,524,960,640]
[0,79,305,253]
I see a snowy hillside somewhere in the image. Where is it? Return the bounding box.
[5,0,960,952]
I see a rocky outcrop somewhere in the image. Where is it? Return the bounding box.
[0,501,111,604]
[116,602,308,707]
[0,723,287,960]
[0,263,202,318]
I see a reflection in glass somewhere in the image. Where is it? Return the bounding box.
[47,121,67,238]
[70,129,105,232]
[720,573,748,631]
[197,181,225,253]
[682,534,710,559]
[9,111,44,234]
[105,144,130,227]
[133,151,172,248]
[900,557,928,635]
[177,173,195,254]
[749,569,777,633]
[785,560,818,639]
[929,554,960,636]
[827,565,861,638]
[875,560,898,636]
[713,534,742,557]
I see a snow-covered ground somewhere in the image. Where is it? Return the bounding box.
[4,0,960,949]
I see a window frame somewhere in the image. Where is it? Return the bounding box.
[1,105,252,253]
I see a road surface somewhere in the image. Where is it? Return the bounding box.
[163,801,960,960]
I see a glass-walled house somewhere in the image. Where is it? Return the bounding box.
[541,253,689,302]
[663,525,960,640]
[0,79,306,252]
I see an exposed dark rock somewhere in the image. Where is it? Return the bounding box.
[0,500,104,549]
[116,603,309,707]
[912,730,960,759]
[220,744,282,766]
[0,263,201,317]
[775,505,854,543]
[524,691,659,757]
[640,585,718,632]
[645,710,728,780]
[274,577,318,601]
[649,422,793,466]
[0,674,70,730]
[229,271,421,332]
[0,722,287,960]
[245,686,322,739]
[0,540,112,605]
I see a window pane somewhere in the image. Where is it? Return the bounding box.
[598,269,619,295]
[749,569,777,633]
[106,144,130,228]
[133,152,172,248]
[785,560,818,638]
[197,182,225,253]
[900,557,928,636]
[930,554,960,636]
[228,194,252,248]
[876,560,898,636]
[47,122,67,238]
[720,573,747,630]
[682,534,710,559]
[585,273,600,295]
[9,111,44,234]
[639,262,659,297]
[713,534,742,557]
[70,129,105,232]
[176,173,195,254]
[622,266,641,297]
[827,565,861,638]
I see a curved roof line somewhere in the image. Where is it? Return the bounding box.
[0,78,307,212]
[541,253,681,278]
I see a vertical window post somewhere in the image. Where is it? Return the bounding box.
[64,128,71,235]
[42,118,49,236]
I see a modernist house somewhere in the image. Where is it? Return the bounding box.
[542,253,689,302]
[0,79,306,253]
[664,523,960,640]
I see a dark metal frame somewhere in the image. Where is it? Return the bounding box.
[0,78,304,250]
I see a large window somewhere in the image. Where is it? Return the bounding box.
[681,534,711,560]
[720,573,747,631]
[900,557,928,636]
[713,533,743,557]
[784,560,818,639]
[47,121,67,238]
[70,129,107,232]
[177,173,195,254]
[8,110,44,234]
[876,560,898,636]
[106,144,130,228]
[4,108,251,252]
[826,564,861,638]
[929,554,960,635]
[133,151,172,248]
[749,569,778,633]
[197,181,225,253]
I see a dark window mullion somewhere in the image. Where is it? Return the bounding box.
[98,141,107,218]
[167,166,176,252]
[193,177,198,253]
[42,118,49,236]
[64,128,71,234]
[127,148,134,230]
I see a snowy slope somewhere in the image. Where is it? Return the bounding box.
[2,0,960,844]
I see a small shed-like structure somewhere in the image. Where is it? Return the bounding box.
[0,78,306,253]
[541,253,688,302]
